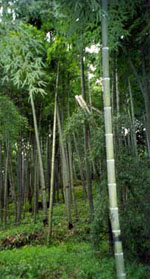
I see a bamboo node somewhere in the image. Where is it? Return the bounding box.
[104,106,111,109]
[113,230,121,233]
[115,252,123,256]
[102,77,110,80]
[102,47,109,50]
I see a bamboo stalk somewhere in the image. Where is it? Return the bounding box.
[33,147,38,223]
[9,155,17,221]
[0,143,3,223]
[80,53,94,221]
[30,92,47,222]
[47,64,59,244]
[102,1,126,278]
[67,79,78,218]
[73,132,87,199]
[128,79,138,156]
[57,104,73,229]
[4,142,9,227]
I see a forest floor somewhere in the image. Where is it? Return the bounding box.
[0,186,148,279]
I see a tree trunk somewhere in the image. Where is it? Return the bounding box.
[17,141,22,223]
[67,77,78,218]
[128,79,138,156]
[47,64,59,244]
[142,57,150,157]
[9,155,17,221]
[0,143,3,223]
[46,126,51,202]
[33,145,38,222]
[126,53,150,157]
[73,133,87,200]
[30,92,47,222]
[57,104,73,229]
[68,141,78,218]
[81,54,94,220]
[102,1,126,278]
[4,142,9,227]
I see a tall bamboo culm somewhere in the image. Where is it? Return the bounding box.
[30,92,47,222]
[47,64,59,244]
[101,1,126,278]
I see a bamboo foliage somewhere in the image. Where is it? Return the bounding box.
[101,1,126,278]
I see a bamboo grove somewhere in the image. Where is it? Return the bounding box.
[0,0,150,278]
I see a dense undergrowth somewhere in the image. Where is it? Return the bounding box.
[0,186,149,279]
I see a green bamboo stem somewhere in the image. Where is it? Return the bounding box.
[4,142,9,227]
[102,1,126,278]
[8,155,17,221]
[68,140,78,218]
[33,147,38,223]
[0,143,3,223]
[67,78,78,218]
[128,79,138,156]
[47,64,59,244]
[57,104,73,228]
[73,133,87,200]
[126,51,150,156]
[30,92,47,222]
[81,53,94,220]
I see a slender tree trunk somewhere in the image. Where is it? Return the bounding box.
[67,77,78,218]
[17,142,22,223]
[112,54,121,151]
[81,54,94,220]
[23,149,29,217]
[73,133,87,200]
[33,146,38,222]
[102,1,126,278]
[47,64,59,244]
[126,52,150,156]
[143,114,150,156]
[142,57,150,157]
[22,147,25,210]
[46,126,52,202]
[9,155,17,221]
[87,72,92,107]
[68,141,78,218]
[30,92,47,222]
[57,104,73,229]
[0,143,3,222]
[112,52,117,114]
[4,142,9,227]
[128,79,138,156]
[116,71,120,118]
